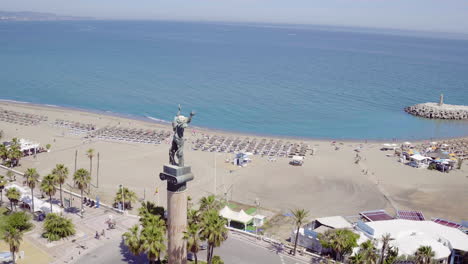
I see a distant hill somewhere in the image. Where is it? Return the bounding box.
[0,10,94,21]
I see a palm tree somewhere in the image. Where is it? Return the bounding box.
[8,138,22,167]
[0,174,6,205]
[359,240,378,264]
[86,148,94,178]
[6,187,21,211]
[3,228,23,264]
[141,215,166,263]
[123,225,143,257]
[114,187,138,209]
[0,144,8,163]
[199,195,221,213]
[52,164,69,207]
[41,174,57,213]
[200,209,228,264]
[23,168,40,213]
[319,228,360,261]
[379,233,394,264]
[138,201,165,225]
[184,222,202,264]
[6,170,15,182]
[349,252,365,264]
[415,245,435,264]
[291,209,309,256]
[188,209,201,226]
[73,168,91,218]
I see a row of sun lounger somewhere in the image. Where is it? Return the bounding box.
[415,139,468,160]
[86,126,171,144]
[53,119,97,134]
[191,134,309,157]
[0,108,47,126]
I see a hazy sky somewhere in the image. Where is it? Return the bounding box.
[2,0,468,33]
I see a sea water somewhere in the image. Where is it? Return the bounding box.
[0,20,467,140]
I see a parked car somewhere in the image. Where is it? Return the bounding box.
[33,211,45,221]
[200,242,208,250]
[187,252,195,261]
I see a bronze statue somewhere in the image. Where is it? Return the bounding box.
[169,105,195,167]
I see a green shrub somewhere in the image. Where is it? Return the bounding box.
[212,256,224,264]
[6,212,33,232]
[428,163,437,170]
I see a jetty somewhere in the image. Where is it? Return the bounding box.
[404,94,468,120]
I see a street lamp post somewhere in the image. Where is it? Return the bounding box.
[119,184,125,214]
[255,198,260,236]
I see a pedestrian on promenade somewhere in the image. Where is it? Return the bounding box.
[101,229,105,237]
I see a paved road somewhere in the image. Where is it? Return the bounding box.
[198,236,310,264]
[76,235,310,264]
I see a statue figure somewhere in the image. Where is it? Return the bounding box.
[169,105,195,167]
[439,93,444,106]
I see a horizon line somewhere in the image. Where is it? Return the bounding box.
[2,9,468,38]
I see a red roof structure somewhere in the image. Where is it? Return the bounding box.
[432,218,463,229]
[360,210,394,222]
[397,210,425,221]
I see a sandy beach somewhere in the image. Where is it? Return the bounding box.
[1,100,467,227]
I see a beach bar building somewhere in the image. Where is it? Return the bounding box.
[409,154,432,168]
[291,216,353,252]
[356,219,468,264]
[19,138,40,156]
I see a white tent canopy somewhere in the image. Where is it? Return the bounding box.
[410,154,432,161]
[21,195,63,214]
[219,206,253,230]
[5,183,29,195]
[292,156,304,161]
[316,216,353,229]
[6,184,63,214]
[19,138,40,152]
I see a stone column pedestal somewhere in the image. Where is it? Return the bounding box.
[160,165,194,264]
[167,189,187,264]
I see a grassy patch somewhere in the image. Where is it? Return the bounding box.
[0,207,9,236]
[245,207,256,215]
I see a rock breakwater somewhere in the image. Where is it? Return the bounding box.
[405,103,468,120]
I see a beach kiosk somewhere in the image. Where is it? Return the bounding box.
[409,154,432,168]
[253,214,266,227]
[233,152,252,167]
[290,155,304,166]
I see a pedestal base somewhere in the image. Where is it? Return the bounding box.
[160,164,194,264]
[160,165,194,192]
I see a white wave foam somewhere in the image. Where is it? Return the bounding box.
[145,115,170,124]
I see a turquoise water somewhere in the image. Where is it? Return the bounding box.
[0,20,467,140]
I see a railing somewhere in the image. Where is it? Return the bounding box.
[0,164,123,215]
[226,226,337,263]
